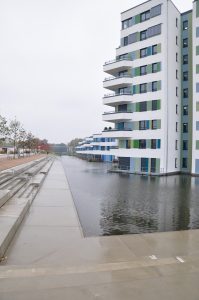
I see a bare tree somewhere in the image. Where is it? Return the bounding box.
[8,118,22,158]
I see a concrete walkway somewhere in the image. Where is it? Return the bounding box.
[0,159,199,299]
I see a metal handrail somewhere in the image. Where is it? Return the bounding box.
[104,57,132,66]
[103,74,132,82]
[103,111,133,115]
[103,128,133,132]
[103,92,133,98]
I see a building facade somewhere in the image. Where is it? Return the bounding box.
[102,0,199,175]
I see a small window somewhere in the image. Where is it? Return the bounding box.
[123,36,128,46]
[140,65,147,75]
[183,55,188,64]
[140,47,148,58]
[176,122,178,132]
[183,105,188,115]
[176,70,178,79]
[139,139,146,149]
[176,18,178,28]
[196,27,199,38]
[182,158,187,168]
[183,38,188,48]
[175,158,178,168]
[139,120,147,130]
[152,63,158,73]
[196,121,199,131]
[183,71,188,81]
[175,140,178,150]
[183,123,188,133]
[151,139,157,149]
[183,140,188,150]
[140,30,147,41]
[176,36,178,45]
[152,100,158,110]
[176,87,178,97]
[183,20,188,30]
[152,44,158,55]
[152,120,157,129]
[140,101,147,112]
[176,104,178,114]
[176,53,178,62]
[152,81,158,92]
[140,83,147,93]
[140,10,150,22]
[183,88,188,98]
[122,18,132,30]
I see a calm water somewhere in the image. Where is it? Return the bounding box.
[61,156,199,237]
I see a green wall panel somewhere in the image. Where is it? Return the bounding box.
[196,140,199,150]
[196,46,199,56]
[135,14,140,24]
[196,64,199,74]
[196,102,199,111]
[156,159,160,173]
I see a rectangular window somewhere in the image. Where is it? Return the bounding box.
[182,158,187,168]
[140,83,147,93]
[175,158,178,168]
[183,88,188,98]
[183,20,188,30]
[128,33,138,44]
[122,18,132,30]
[176,87,178,97]
[196,83,199,93]
[140,10,150,22]
[152,63,158,73]
[175,140,178,150]
[150,5,161,18]
[176,104,178,114]
[183,71,188,81]
[147,24,161,38]
[152,44,158,55]
[151,158,156,173]
[183,38,188,48]
[183,55,188,64]
[140,47,147,58]
[176,36,178,45]
[176,70,178,79]
[183,140,188,150]
[176,122,178,132]
[183,123,188,133]
[123,36,128,46]
[140,101,147,112]
[183,105,188,115]
[196,27,199,37]
[176,53,178,62]
[176,18,178,28]
[140,30,147,41]
[140,65,147,75]
[139,139,146,149]
[196,121,199,131]
[151,139,156,149]
[139,120,147,130]
[152,81,158,92]
[152,120,157,130]
[152,100,158,110]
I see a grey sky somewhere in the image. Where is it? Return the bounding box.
[0,0,193,143]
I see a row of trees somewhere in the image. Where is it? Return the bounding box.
[0,114,50,158]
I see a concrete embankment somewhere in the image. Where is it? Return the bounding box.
[0,157,54,260]
[0,159,199,300]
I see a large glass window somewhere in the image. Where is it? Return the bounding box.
[123,36,128,46]
[152,81,158,92]
[183,105,188,115]
[140,10,150,22]
[122,18,132,30]
[183,123,188,133]
[139,140,146,149]
[152,63,158,73]
[183,20,188,30]
[152,120,157,129]
[140,47,147,58]
[140,65,147,75]
[152,44,158,55]
[182,158,187,168]
[140,101,147,112]
[183,88,188,98]
[183,38,188,48]
[140,30,147,41]
[147,24,161,38]
[151,139,156,149]
[150,5,161,18]
[139,121,147,130]
[183,55,188,64]
[152,100,158,110]
[140,83,147,93]
[183,71,188,81]
[183,140,188,150]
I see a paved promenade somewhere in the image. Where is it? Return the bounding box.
[0,154,47,171]
[0,159,199,299]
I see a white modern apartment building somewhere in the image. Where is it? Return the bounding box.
[102,0,199,175]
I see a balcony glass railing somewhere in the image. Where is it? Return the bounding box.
[103,91,133,98]
[103,74,132,82]
[103,128,133,132]
[103,110,133,115]
[104,57,132,66]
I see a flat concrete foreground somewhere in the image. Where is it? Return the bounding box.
[0,159,199,299]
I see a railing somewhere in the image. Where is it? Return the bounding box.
[103,74,132,82]
[103,92,133,98]
[103,111,133,115]
[103,128,133,132]
[104,57,132,66]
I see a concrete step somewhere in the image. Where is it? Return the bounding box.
[30,173,46,187]
[0,190,11,208]
[40,160,53,174]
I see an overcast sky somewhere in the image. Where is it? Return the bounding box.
[0,0,193,143]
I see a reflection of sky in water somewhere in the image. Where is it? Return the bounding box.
[62,156,199,237]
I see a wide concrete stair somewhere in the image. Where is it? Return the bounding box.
[0,157,54,260]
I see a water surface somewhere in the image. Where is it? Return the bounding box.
[62,156,199,237]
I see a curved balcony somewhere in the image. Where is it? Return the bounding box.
[102,111,133,122]
[102,128,133,138]
[103,75,133,91]
[103,58,133,75]
[103,92,133,107]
